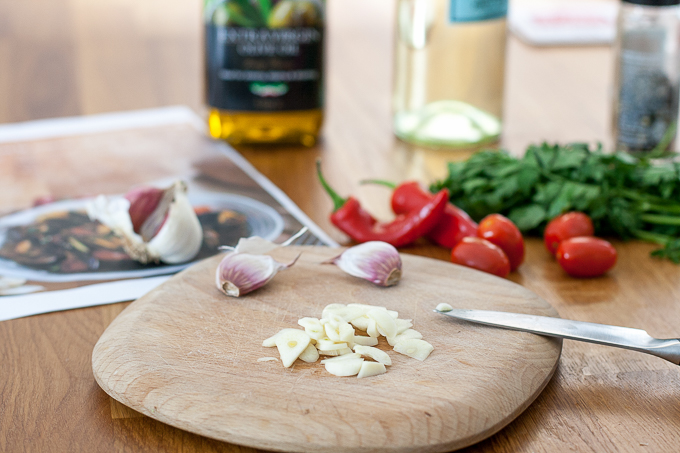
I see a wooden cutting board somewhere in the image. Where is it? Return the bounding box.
[92,246,562,452]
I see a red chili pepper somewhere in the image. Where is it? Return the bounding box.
[364,180,478,248]
[317,163,448,247]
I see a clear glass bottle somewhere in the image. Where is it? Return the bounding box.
[204,0,325,146]
[392,0,507,149]
[613,0,680,155]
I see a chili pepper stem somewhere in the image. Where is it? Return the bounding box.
[316,160,347,212]
[359,179,397,189]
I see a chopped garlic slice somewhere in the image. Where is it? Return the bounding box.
[298,317,325,340]
[262,334,279,347]
[393,339,434,361]
[357,361,386,378]
[298,343,320,363]
[320,353,361,364]
[353,345,392,366]
[367,309,397,338]
[436,303,453,312]
[324,358,364,377]
[263,302,434,378]
[352,335,379,346]
[257,357,279,362]
[387,329,423,347]
[274,329,311,367]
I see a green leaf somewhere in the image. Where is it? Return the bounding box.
[256,0,272,19]
[508,205,546,231]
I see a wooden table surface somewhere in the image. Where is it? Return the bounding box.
[2,0,679,452]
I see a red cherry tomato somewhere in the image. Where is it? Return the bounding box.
[544,212,595,255]
[451,237,511,278]
[478,214,524,271]
[555,237,617,278]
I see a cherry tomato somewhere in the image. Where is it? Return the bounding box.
[555,237,617,278]
[451,237,511,278]
[544,212,594,255]
[478,214,524,271]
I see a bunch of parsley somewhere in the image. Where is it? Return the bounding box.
[431,143,680,262]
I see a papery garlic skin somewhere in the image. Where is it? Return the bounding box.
[329,241,402,287]
[215,252,298,297]
[232,236,280,255]
[86,181,202,264]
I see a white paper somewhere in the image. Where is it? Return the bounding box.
[509,1,618,47]
[0,276,170,321]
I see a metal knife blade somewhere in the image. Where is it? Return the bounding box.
[434,308,680,365]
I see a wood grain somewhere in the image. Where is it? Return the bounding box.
[3,0,680,452]
[92,247,561,453]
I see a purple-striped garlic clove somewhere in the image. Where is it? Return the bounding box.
[327,241,402,287]
[215,252,299,297]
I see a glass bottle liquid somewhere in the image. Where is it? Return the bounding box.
[204,0,325,146]
[613,0,680,155]
[393,0,507,149]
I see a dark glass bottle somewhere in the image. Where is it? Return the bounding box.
[613,0,680,155]
[204,0,325,146]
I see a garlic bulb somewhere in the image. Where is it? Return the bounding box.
[215,252,299,297]
[86,181,203,264]
[326,241,402,287]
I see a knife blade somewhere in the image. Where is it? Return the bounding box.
[434,307,680,365]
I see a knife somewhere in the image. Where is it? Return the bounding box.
[434,307,680,365]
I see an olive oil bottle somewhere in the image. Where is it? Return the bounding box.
[204,0,325,146]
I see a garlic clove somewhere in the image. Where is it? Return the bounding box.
[324,358,364,377]
[274,329,311,367]
[357,361,387,378]
[387,329,423,347]
[352,335,379,346]
[326,242,402,287]
[215,252,299,297]
[353,345,392,366]
[393,338,434,361]
[87,181,202,264]
[298,343,320,363]
[0,276,27,290]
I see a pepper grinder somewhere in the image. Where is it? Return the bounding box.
[613,0,680,155]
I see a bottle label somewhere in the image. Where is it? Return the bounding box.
[205,0,324,112]
[449,0,507,23]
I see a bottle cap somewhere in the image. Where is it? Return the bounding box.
[623,0,680,5]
